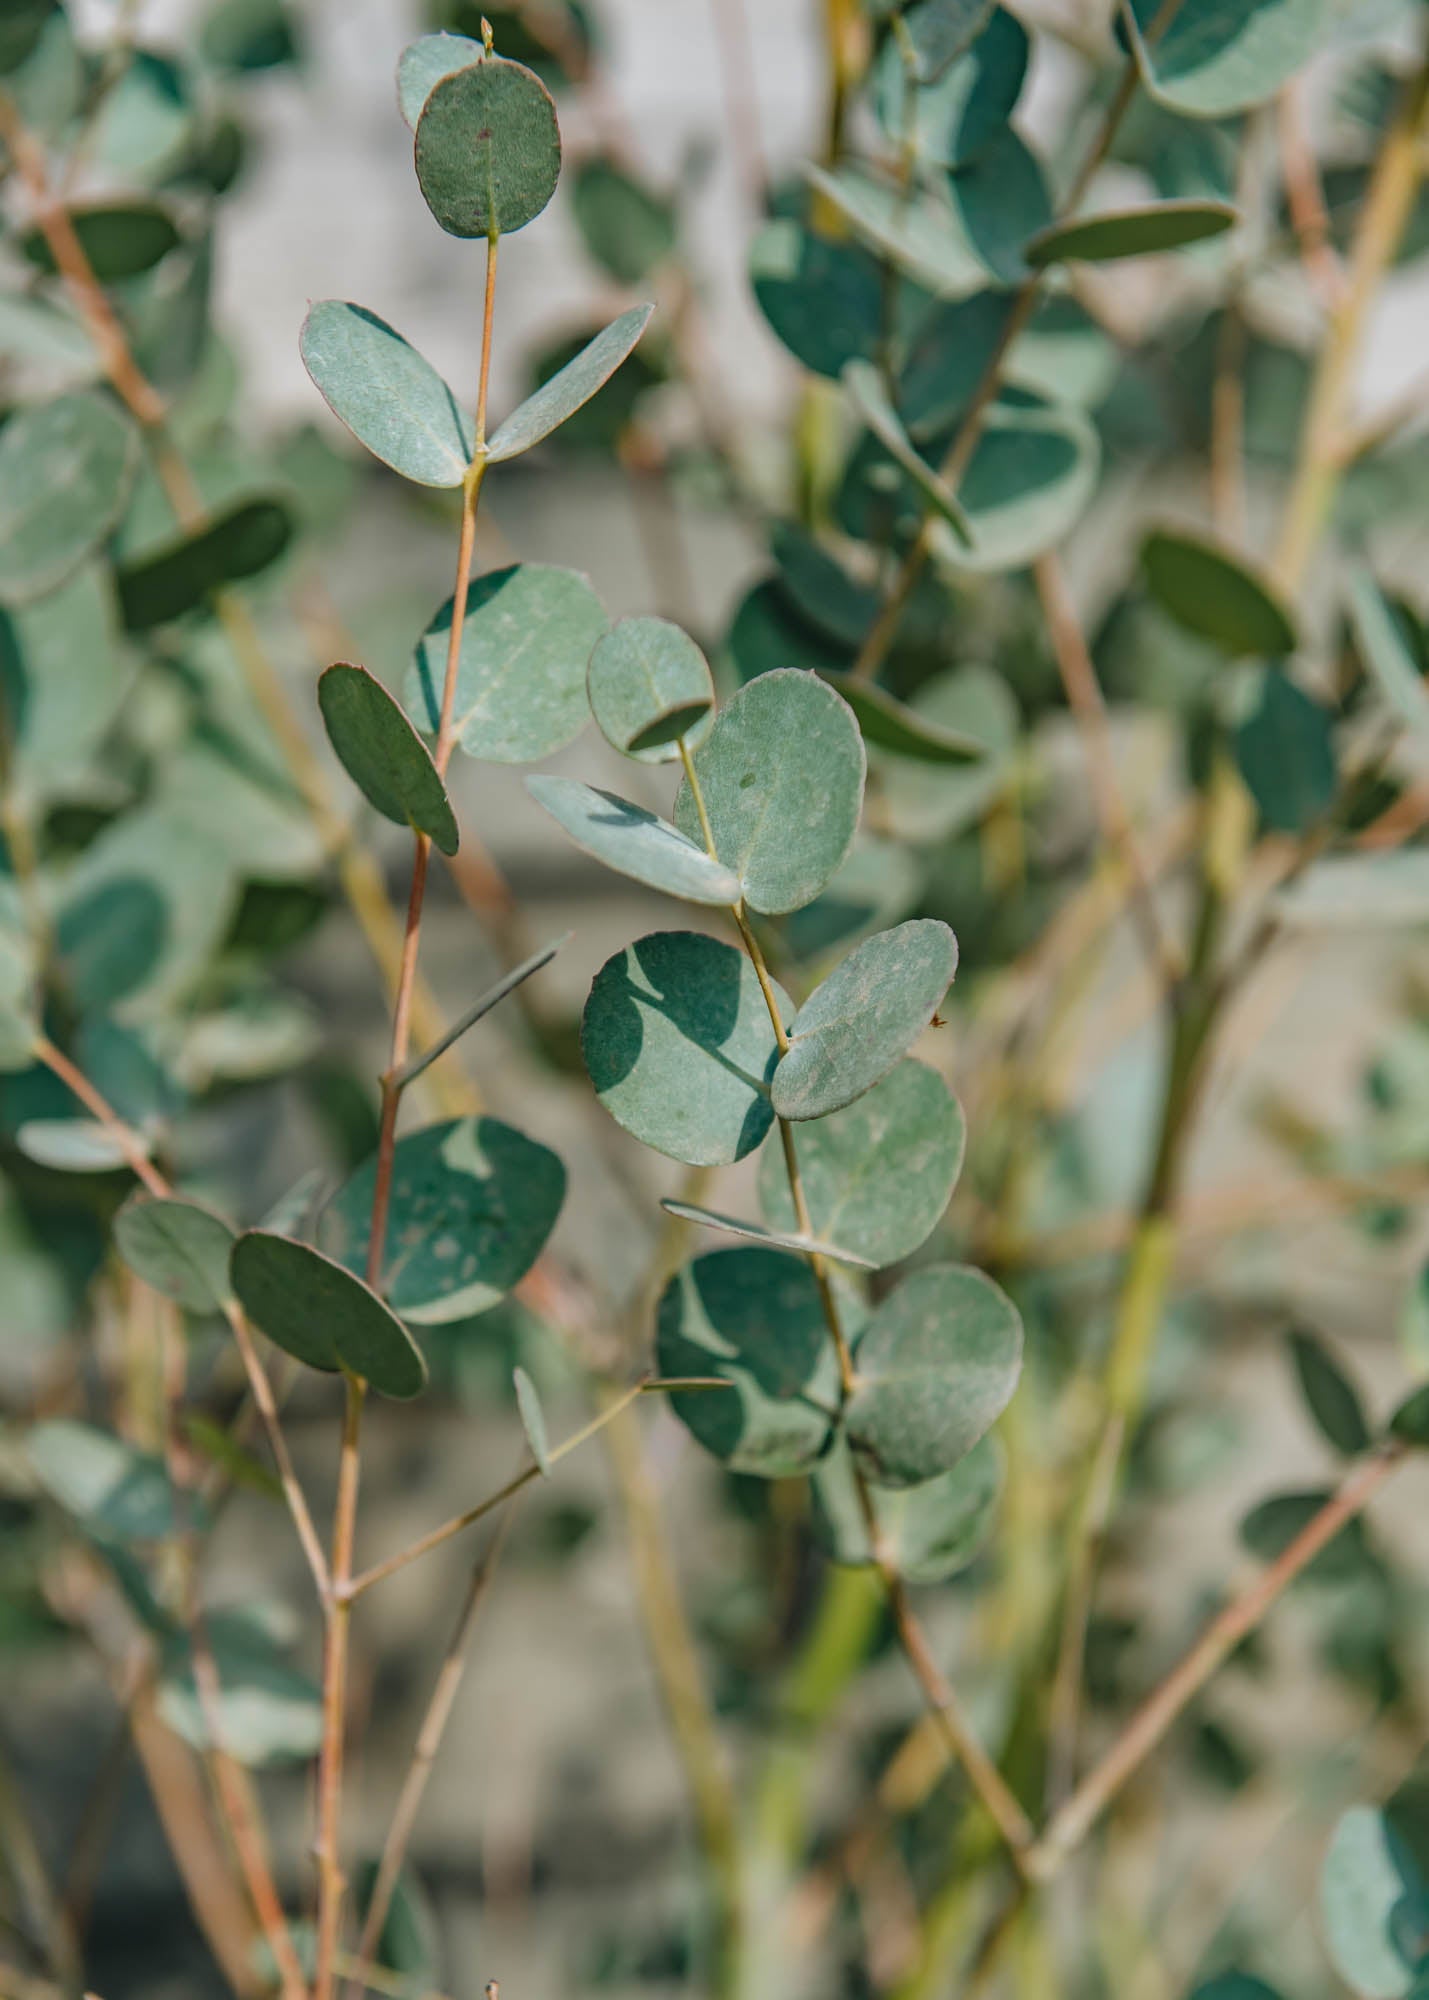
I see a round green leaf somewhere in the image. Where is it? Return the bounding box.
[749,218,885,381]
[1234,668,1335,834]
[321,1116,565,1325]
[0,391,139,606]
[1126,0,1330,119]
[300,301,473,488]
[1026,199,1237,267]
[231,1231,427,1397]
[759,1060,965,1269]
[486,304,654,463]
[871,6,1026,167]
[659,1198,877,1269]
[526,776,740,905]
[397,31,483,127]
[318,663,458,855]
[1322,1808,1428,2000]
[587,615,715,762]
[414,55,562,239]
[846,1263,1022,1487]
[654,1247,840,1477]
[28,1419,174,1543]
[949,126,1053,286]
[116,497,293,630]
[813,1434,1002,1583]
[1142,527,1297,657]
[935,395,1100,573]
[22,200,180,280]
[114,1195,236,1313]
[771,920,957,1122]
[581,931,787,1166]
[572,156,677,284]
[673,671,865,916]
[407,563,607,764]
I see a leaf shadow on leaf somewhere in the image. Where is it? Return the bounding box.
[594,936,776,1156]
[959,409,1079,514]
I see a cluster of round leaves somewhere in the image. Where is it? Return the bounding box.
[520,609,1023,1582]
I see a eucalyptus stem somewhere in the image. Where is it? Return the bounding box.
[312,223,500,2000]
[676,747,1033,1869]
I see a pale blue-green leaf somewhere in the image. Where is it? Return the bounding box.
[300,301,472,488]
[114,1195,235,1313]
[414,55,562,238]
[844,359,973,546]
[1127,0,1331,119]
[932,396,1100,573]
[231,1232,428,1396]
[92,50,191,180]
[673,671,866,915]
[0,390,139,605]
[772,920,957,1121]
[0,881,38,1072]
[659,1198,877,1269]
[486,304,654,462]
[318,662,459,855]
[1321,1808,1428,2000]
[1276,853,1429,928]
[803,163,983,294]
[759,1059,965,1268]
[17,1120,147,1173]
[813,1433,1002,1582]
[526,775,741,905]
[1025,199,1237,266]
[397,31,482,127]
[654,1247,841,1476]
[0,291,98,375]
[845,1263,1023,1486]
[1349,569,1429,735]
[587,614,715,761]
[28,1419,174,1542]
[582,931,787,1166]
[322,1117,564,1324]
[871,6,1025,166]
[0,566,127,805]
[158,1607,322,1767]
[877,665,1020,842]
[407,563,607,764]
[513,1365,551,1474]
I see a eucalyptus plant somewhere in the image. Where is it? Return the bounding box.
[8,2,1429,2000]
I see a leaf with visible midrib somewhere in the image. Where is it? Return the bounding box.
[319,663,459,856]
[301,301,473,488]
[114,1195,236,1313]
[527,775,740,905]
[487,305,655,463]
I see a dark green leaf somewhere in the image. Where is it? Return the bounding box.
[231,1232,428,1396]
[526,776,740,904]
[114,1195,236,1313]
[1240,1489,1368,1583]
[871,7,1026,166]
[572,156,677,283]
[322,1117,565,1324]
[1289,1329,1372,1458]
[1025,199,1237,266]
[414,55,562,238]
[813,1433,1001,1582]
[1142,528,1297,657]
[581,931,786,1166]
[116,497,293,629]
[759,1059,965,1268]
[300,301,473,488]
[845,1263,1022,1486]
[22,201,180,280]
[949,126,1053,285]
[587,614,714,761]
[749,219,886,380]
[770,523,881,647]
[822,672,985,763]
[201,0,302,71]
[0,391,139,606]
[318,663,459,855]
[407,563,607,764]
[844,360,973,545]
[673,671,865,915]
[0,1,55,75]
[803,164,981,295]
[1235,669,1335,834]
[654,1247,840,1476]
[1389,1382,1429,1449]
[939,395,1100,572]
[772,920,957,1121]
[877,664,1019,842]
[486,304,654,463]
